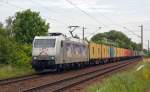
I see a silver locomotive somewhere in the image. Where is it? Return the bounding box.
[32,33,89,72]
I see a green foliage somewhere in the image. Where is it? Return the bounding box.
[12,9,49,44]
[0,9,48,73]
[143,49,150,57]
[0,9,50,78]
[0,9,46,66]
[0,27,13,64]
[87,59,150,92]
[0,29,33,80]
[13,44,31,67]
[0,22,3,28]
[5,16,13,37]
[91,30,141,50]
[0,27,31,66]
[0,64,34,80]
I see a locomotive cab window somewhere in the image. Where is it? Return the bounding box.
[34,39,56,48]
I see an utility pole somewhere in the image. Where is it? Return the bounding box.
[82,27,86,40]
[68,26,79,37]
[139,25,143,51]
[148,40,149,52]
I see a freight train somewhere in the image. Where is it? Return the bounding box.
[32,32,142,72]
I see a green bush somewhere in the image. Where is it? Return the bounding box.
[14,46,31,67]
[0,30,15,64]
[0,28,32,67]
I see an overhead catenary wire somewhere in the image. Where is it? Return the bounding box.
[65,0,141,39]
[123,27,141,38]
[77,1,141,38]
[1,0,143,41]
[30,0,106,37]
[64,0,107,27]
[0,0,69,26]
[30,0,76,25]
[0,1,22,9]
[85,27,102,38]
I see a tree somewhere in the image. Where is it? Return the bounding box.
[0,27,13,64]
[12,9,49,44]
[5,16,13,37]
[0,22,3,28]
[91,30,140,50]
[0,26,31,65]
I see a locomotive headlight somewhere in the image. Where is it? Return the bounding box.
[50,56,55,60]
[33,56,37,60]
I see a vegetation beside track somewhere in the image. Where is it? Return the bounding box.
[0,65,34,80]
[87,58,150,92]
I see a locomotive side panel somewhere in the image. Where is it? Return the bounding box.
[63,41,89,64]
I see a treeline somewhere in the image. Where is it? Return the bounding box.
[91,30,141,51]
[0,9,49,66]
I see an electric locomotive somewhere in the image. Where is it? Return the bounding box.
[32,32,89,72]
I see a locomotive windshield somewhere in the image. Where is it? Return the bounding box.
[34,39,56,48]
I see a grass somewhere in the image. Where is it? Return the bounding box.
[0,64,35,80]
[87,58,150,92]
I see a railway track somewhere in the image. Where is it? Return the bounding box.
[22,58,139,92]
[0,58,140,92]
[0,74,40,86]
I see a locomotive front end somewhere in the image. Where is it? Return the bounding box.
[32,36,57,72]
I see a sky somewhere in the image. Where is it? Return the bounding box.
[0,0,150,49]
